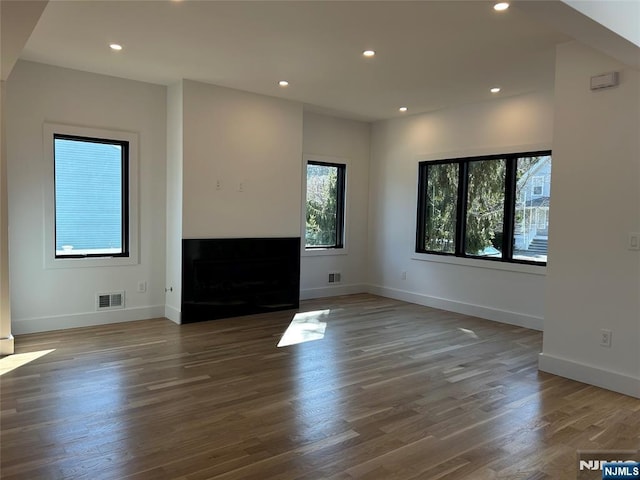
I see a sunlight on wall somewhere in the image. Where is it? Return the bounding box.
[0,349,55,376]
[278,310,330,347]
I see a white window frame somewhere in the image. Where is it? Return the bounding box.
[43,123,139,268]
[532,176,544,196]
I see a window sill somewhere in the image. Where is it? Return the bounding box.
[45,254,138,269]
[411,252,546,275]
[302,247,349,257]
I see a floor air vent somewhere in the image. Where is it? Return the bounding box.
[97,291,125,310]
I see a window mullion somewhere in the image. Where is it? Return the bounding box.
[503,156,517,261]
[415,164,428,252]
[336,165,345,248]
[456,161,468,256]
[121,146,130,256]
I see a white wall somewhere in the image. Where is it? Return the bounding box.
[1,0,47,352]
[301,111,370,299]
[165,81,183,323]
[0,0,47,80]
[563,0,640,48]
[181,80,303,239]
[368,92,555,330]
[1,79,13,353]
[540,41,640,398]
[6,61,167,334]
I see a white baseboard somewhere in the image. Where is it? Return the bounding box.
[165,305,181,324]
[300,283,367,300]
[366,284,543,331]
[539,352,640,399]
[12,305,166,335]
[0,334,15,355]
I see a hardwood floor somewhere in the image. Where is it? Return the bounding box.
[1,294,638,479]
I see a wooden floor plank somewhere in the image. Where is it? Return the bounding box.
[1,294,638,479]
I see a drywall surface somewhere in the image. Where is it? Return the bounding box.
[540,41,640,397]
[369,91,554,329]
[6,61,167,333]
[301,111,370,298]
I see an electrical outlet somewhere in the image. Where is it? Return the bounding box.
[137,281,147,293]
[216,179,222,190]
[600,329,612,348]
[401,271,407,280]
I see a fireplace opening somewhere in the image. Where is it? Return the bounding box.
[181,237,300,323]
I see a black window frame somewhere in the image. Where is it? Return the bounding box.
[416,150,551,266]
[305,160,346,250]
[53,133,130,259]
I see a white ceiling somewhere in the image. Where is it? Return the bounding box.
[20,0,575,121]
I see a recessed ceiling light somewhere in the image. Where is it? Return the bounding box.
[363,50,376,57]
[109,43,123,51]
[278,80,289,87]
[490,87,501,93]
[399,106,408,112]
[493,2,509,11]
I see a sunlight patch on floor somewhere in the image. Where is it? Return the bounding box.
[458,327,479,339]
[0,349,56,376]
[278,310,329,347]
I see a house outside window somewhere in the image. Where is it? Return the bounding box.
[54,134,129,258]
[305,160,346,249]
[532,176,544,196]
[416,151,551,264]
[514,156,551,262]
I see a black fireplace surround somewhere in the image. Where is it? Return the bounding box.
[181,237,300,323]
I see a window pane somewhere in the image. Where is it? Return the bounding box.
[54,138,124,256]
[305,163,342,247]
[424,163,458,253]
[514,155,551,263]
[465,159,506,257]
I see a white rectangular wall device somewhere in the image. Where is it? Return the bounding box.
[590,72,619,90]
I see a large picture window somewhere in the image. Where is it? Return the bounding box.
[416,151,551,265]
[305,160,346,249]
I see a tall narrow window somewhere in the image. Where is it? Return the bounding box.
[53,134,129,258]
[464,158,506,258]
[305,161,346,249]
[513,155,552,263]
[417,161,459,254]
